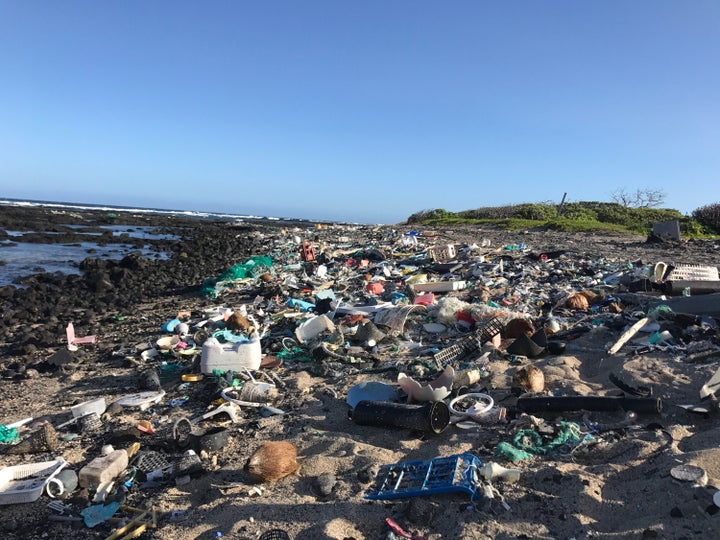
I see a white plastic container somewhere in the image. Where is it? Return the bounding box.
[0,458,67,505]
[78,447,129,488]
[200,334,262,373]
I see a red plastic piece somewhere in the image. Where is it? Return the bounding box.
[301,241,316,262]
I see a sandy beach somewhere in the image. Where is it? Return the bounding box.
[2,206,720,540]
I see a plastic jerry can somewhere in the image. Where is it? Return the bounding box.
[200,334,262,373]
[78,446,129,487]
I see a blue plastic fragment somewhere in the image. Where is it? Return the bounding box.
[81,501,121,528]
[161,318,181,332]
[287,298,315,312]
[346,381,399,408]
[365,453,484,501]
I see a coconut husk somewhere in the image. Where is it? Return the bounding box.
[245,441,300,483]
[225,312,251,332]
[503,318,536,339]
[579,289,602,305]
[512,365,545,393]
[566,293,589,311]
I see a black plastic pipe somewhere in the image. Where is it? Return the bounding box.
[516,396,662,414]
[352,400,450,433]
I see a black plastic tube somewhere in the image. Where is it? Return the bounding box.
[516,396,662,414]
[352,400,450,434]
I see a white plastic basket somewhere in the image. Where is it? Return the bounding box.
[666,264,719,281]
[0,458,66,505]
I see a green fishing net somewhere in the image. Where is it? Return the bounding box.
[200,256,274,298]
[495,421,583,463]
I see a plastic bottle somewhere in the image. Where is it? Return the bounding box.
[78,445,129,488]
[478,462,521,483]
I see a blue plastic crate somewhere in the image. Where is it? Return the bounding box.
[365,453,484,501]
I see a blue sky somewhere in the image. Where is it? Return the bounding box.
[0,1,718,224]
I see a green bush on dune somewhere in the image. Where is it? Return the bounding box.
[406,201,719,238]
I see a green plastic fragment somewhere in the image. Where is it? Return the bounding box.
[0,425,19,444]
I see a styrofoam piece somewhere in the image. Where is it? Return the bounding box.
[423,322,446,333]
[666,265,719,282]
[0,458,67,505]
[114,390,165,408]
[70,398,106,419]
[156,336,180,350]
[200,334,262,373]
[398,365,454,402]
[411,280,466,293]
[334,302,395,315]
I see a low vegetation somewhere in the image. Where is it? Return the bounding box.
[406,201,719,238]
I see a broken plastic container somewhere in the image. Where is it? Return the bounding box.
[70,398,106,419]
[294,315,336,344]
[200,333,262,373]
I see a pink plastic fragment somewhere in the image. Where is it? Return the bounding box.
[66,322,97,351]
[413,293,435,306]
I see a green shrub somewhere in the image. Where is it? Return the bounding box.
[513,203,558,220]
[406,208,452,224]
[556,203,598,222]
[692,203,720,233]
[457,205,517,220]
[403,200,714,236]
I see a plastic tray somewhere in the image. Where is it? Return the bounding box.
[433,317,503,366]
[0,458,66,505]
[365,452,483,501]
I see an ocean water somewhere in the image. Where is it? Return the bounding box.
[0,197,303,287]
[0,197,305,223]
[0,239,169,286]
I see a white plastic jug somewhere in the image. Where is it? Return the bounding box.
[200,334,262,373]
